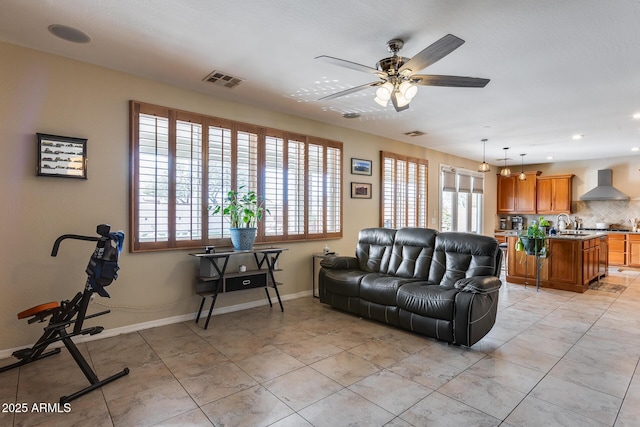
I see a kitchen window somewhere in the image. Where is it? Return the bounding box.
[130,101,343,252]
[440,166,483,233]
[380,151,428,228]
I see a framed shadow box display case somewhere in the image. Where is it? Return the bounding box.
[37,133,87,179]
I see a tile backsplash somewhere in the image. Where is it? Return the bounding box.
[503,200,640,230]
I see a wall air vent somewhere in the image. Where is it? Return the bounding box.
[403,130,426,137]
[203,70,243,89]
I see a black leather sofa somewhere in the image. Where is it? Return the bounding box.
[318,227,502,346]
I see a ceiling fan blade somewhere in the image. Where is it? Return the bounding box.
[315,55,383,76]
[318,81,382,101]
[399,34,465,74]
[412,74,490,88]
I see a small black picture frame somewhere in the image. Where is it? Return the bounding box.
[37,133,87,179]
[351,158,372,176]
[351,182,372,199]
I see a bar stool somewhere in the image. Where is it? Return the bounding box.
[499,242,508,274]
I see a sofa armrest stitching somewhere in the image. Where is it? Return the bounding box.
[467,296,498,325]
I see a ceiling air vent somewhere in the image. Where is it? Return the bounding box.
[203,70,243,89]
[403,130,426,137]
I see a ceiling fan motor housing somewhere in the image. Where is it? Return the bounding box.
[376,56,410,76]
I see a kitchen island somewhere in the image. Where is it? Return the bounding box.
[501,232,607,293]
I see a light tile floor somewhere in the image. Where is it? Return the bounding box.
[2,268,640,426]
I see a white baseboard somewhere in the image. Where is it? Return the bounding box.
[0,290,312,360]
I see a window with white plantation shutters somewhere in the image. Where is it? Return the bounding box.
[264,134,284,237]
[380,151,428,229]
[326,145,341,233]
[287,138,305,236]
[308,143,324,235]
[237,129,259,194]
[175,119,203,242]
[130,101,343,251]
[137,113,169,244]
[207,122,232,239]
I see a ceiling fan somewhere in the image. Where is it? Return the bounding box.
[316,34,490,112]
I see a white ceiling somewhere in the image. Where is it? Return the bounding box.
[2,0,640,167]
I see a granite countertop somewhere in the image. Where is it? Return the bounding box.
[494,230,607,240]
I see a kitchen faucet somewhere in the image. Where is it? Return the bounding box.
[556,213,571,230]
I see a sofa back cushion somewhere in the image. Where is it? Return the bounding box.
[356,228,396,273]
[387,227,437,279]
[429,232,499,287]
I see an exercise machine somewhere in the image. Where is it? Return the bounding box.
[0,224,129,404]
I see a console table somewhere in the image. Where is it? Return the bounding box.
[189,247,287,329]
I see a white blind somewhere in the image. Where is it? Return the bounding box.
[326,146,341,233]
[457,174,471,194]
[442,169,456,192]
[175,120,203,241]
[207,124,232,239]
[472,176,484,194]
[138,113,169,243]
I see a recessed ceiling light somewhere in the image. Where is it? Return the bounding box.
[48,24,91,44]
[633,112,640,119]
[547,156,554,160]
[572,134,584,140]
[632,147,640,152]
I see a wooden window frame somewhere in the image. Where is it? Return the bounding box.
[130,101,343,252]
[379,151,428,229]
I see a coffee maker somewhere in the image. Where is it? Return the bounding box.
[512,216,524,231]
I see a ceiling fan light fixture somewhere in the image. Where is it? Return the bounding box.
[399,81,418,100]
[375,82,393,101]
[392,90,410,108]
[374,96,388,107]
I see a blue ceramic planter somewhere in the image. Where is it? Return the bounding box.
[229,227,257,251]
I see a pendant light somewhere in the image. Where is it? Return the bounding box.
[518,154,527,181]
[500,147,511,177]
[478,138,490,173]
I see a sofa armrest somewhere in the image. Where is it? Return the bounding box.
[320,256,359,270]
[454,276,502,294]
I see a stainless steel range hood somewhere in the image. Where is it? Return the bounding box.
[579,169,629,201]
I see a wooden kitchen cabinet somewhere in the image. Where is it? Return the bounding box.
[548,239,579,285]
[608,234,627,266]
[627,234,640,267]
[581,238,599,285]
[506,235,602,293]
[536,174,574,214]
[497,171,540,214]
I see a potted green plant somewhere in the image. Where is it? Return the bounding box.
[538,216,551,235]
[517,220,548,257]
[210,186,269,250]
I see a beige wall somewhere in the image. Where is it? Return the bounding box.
[0,42,497,350]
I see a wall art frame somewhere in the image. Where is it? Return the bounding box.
[351,182,372,199]
[37,133,87,179]
[351,157,372,176]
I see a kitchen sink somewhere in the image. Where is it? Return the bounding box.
[558,231,591,236]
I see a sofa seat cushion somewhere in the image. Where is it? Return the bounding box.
[396,282,459,321]
[360,273,418,306]
[321,269,368,297]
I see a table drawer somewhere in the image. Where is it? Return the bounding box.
[224,273,267,292]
